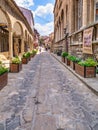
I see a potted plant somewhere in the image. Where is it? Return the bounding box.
[75,58,97,78]
[66,55,71,66]
[0,62,8,89]
[61,52,68,63]
[31,50,37,57]
[69,55,81,70]
[10,56,22,73]
[22,52,31,64]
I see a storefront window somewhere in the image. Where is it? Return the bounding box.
[0,28,9,52]
[78,0,83,29]
[96,2,98,21]
[18,39,21,53]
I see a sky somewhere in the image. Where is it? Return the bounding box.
[14,0,55,36]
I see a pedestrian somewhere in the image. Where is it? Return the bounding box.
[39,47,41,53]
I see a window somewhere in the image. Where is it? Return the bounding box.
[18,39,21,53]
[78,0,83,29]
[96,2,98,21]
[66,5,68,24]
[87,0,90,23]
[24,42,28,52]
[0,28,9,52]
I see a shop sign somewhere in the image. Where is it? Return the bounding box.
[83,27,93,54]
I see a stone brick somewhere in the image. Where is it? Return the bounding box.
[6,116,20,130]
[0,123,4,130]
[93,123,98,130]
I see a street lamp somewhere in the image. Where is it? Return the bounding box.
[64,27,69,52]
[64,27,69,38]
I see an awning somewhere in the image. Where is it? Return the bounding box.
[0,23,8,28]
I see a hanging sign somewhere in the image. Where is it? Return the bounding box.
[83,27,93,54]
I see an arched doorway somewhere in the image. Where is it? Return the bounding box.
[0,8,11,57]
[13,22,23,57]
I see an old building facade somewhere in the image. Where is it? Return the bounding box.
[33,29,40,49]
[0,0,34,60]
[54,0,98,60]
[54,0,68,52]
[49,32,54,52]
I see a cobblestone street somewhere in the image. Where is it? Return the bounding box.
[0,52,98,130]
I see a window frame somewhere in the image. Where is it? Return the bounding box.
[0,28,9,52]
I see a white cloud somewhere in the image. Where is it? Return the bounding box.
[14,1,54,36]
[14,0,34,8]
[33,3,54,36]
[34,3,54,17]
[35,22,54,36]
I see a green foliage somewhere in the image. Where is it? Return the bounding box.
[67,55,81,62]
[67,55,73,60]
[32,50,37,55]
[12,56,21,64]
[96,65,98,73]
[61,52,68,57]
[78,58,97,67]
[0,64,8,75]
[96,68,98,73]
[23,52,31,58]
[75,57,81,63]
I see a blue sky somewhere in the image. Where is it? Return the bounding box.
[14,0,55,36]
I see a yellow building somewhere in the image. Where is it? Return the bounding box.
[54,0,98,60]
[54,0,68,52]
[49,32,54,52]
[0,0,34,61]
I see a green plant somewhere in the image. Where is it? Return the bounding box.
[32,50,37,55]
[23,52,31,58]
[67,55,73,60]
[75,57,81,63]
[0,64,8,75]
[67,55,81,62]
[61,52,68,57]
[12,56,21,64]
[78,58,97,67]
[96,69,98,73]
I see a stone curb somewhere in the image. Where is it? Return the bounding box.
[51,53,98,96]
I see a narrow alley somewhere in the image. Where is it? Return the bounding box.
[0,52,98,130]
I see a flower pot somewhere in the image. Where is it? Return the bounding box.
[70,61,75,70]
[22,57,29,64]
[65,58,70,66]
[30,54,34,58]
[0,72,8,90]
[61,57,65,63]
[75,63,96,78]
[10,63,22,72]
[29,56,31,61]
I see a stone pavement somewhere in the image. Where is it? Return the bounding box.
[0,52,98,130]
[52,53,98,95]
